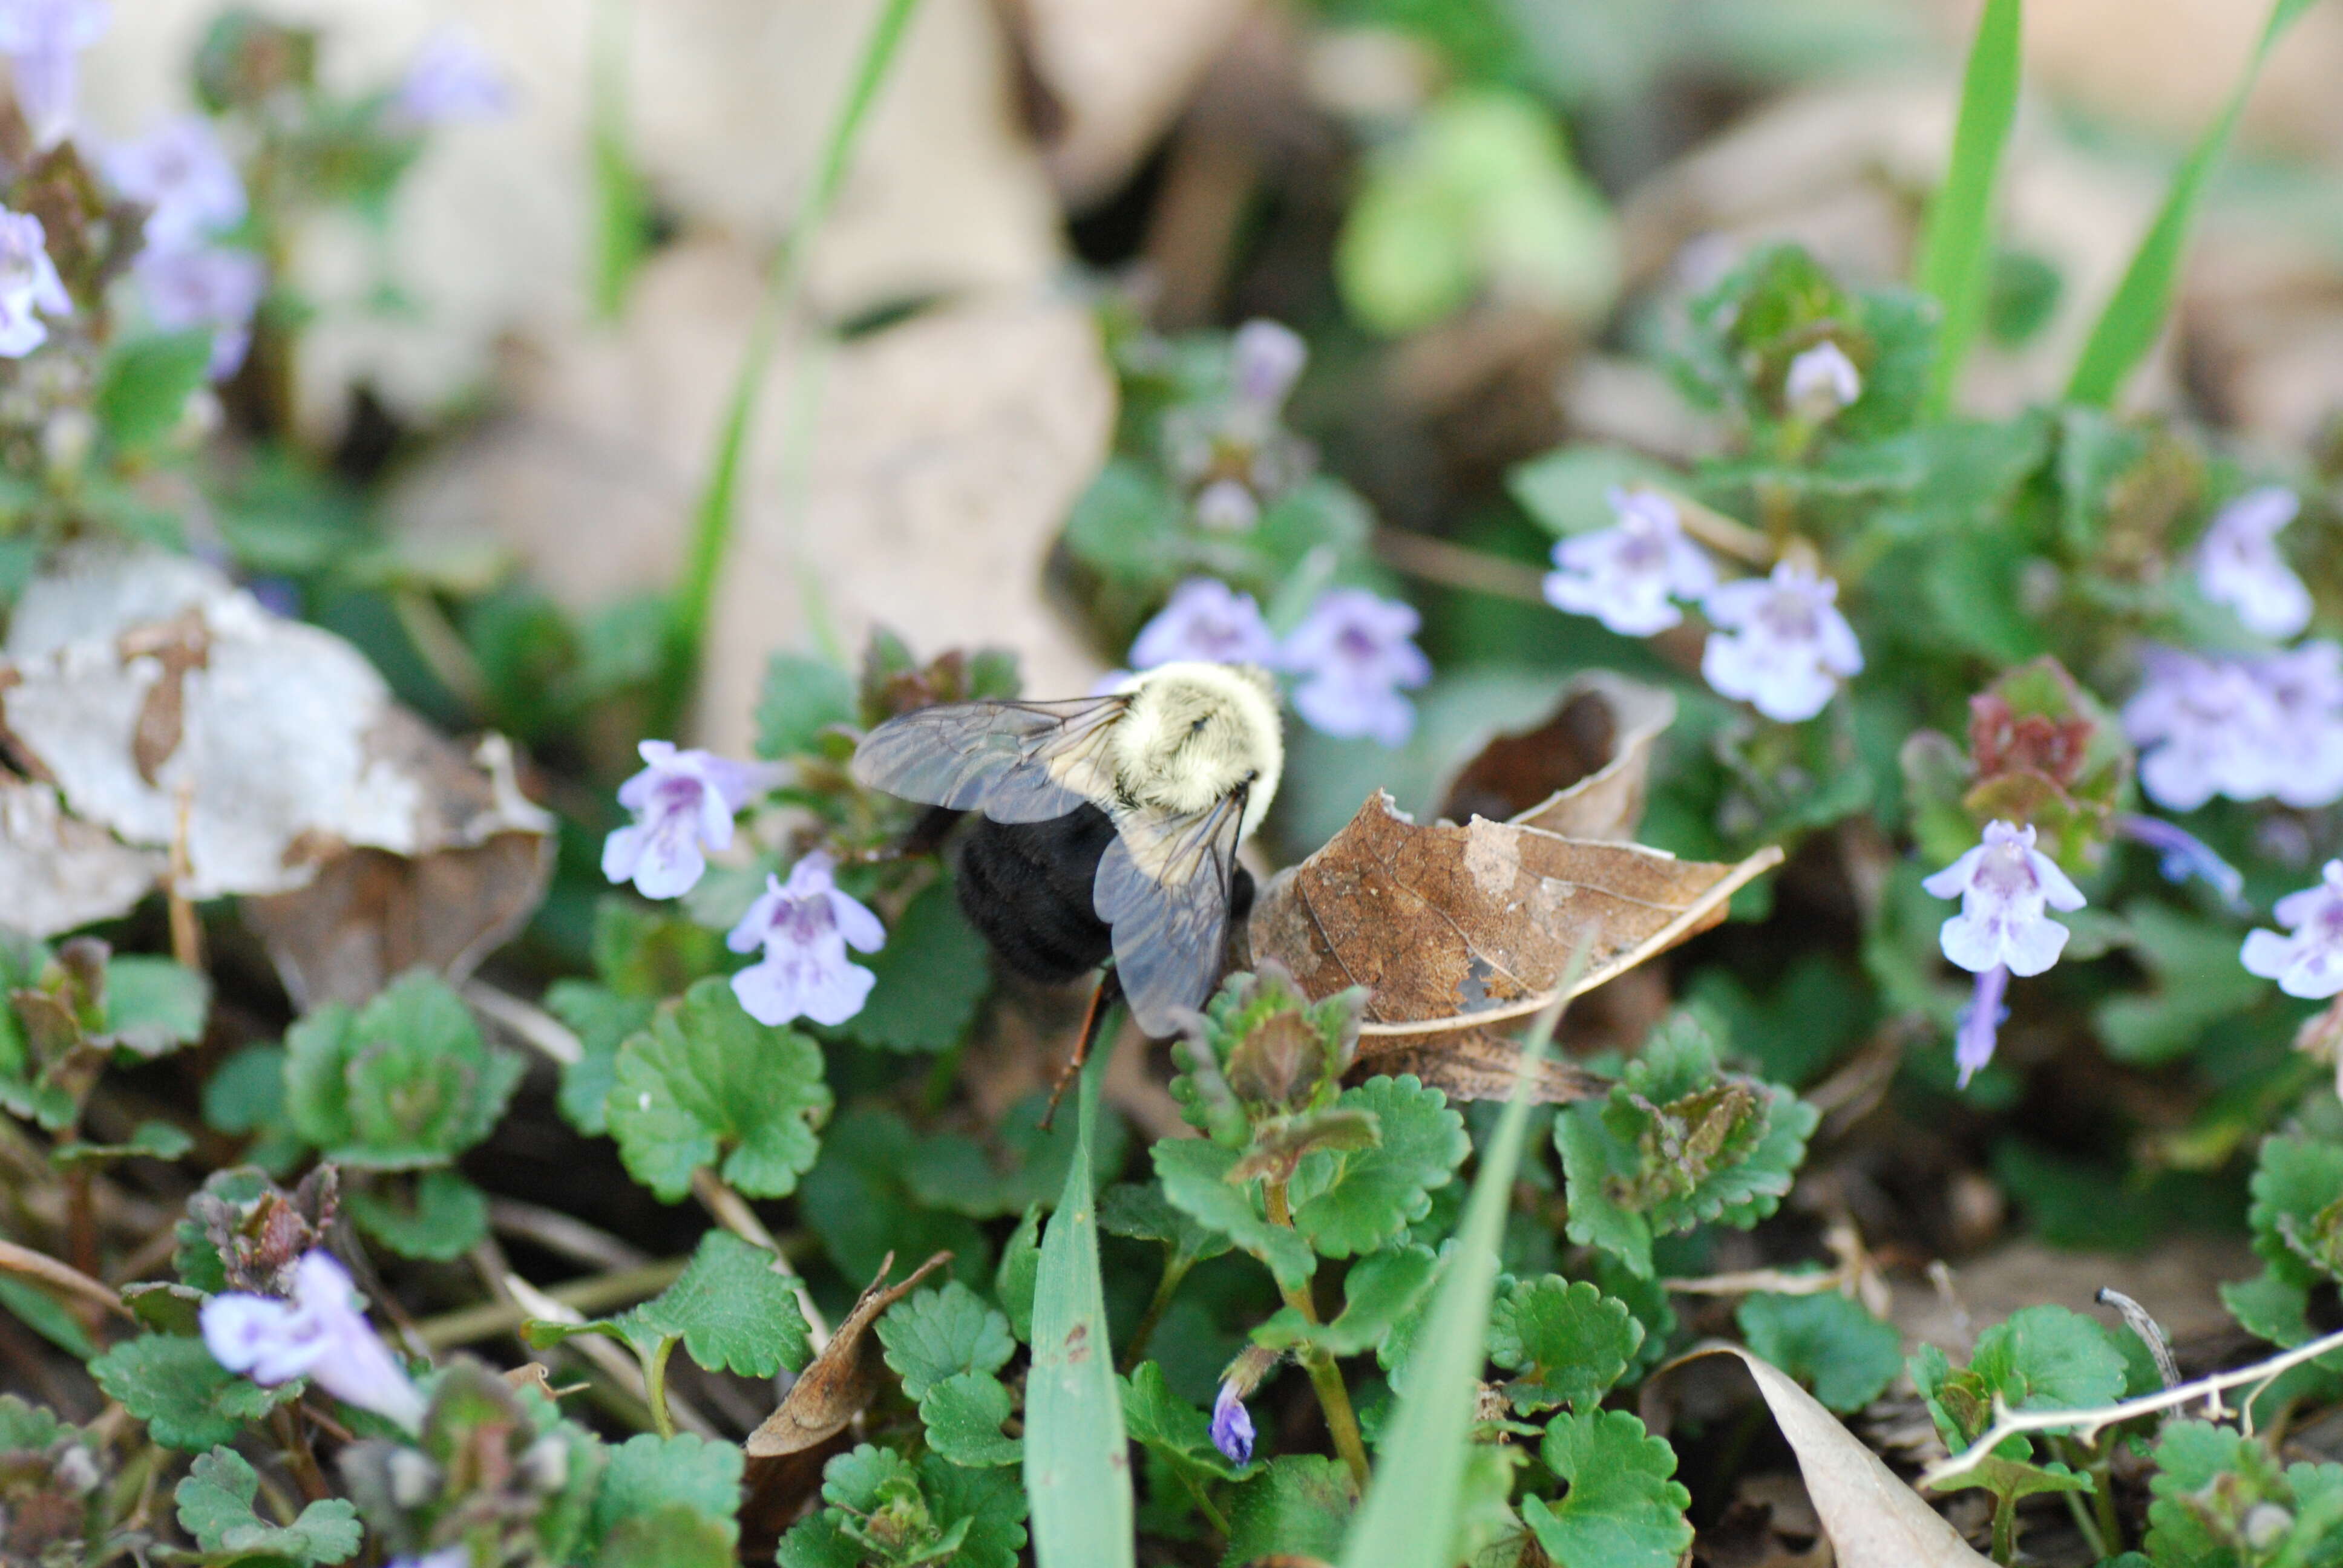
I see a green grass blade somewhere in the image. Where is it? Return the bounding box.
[1915,0,2022,417]
[1337,991,1573,1568]
[2065,0,2321,407]
[588,0,652,322]
[1024,1041,1134,1567]
[651,0,925,733]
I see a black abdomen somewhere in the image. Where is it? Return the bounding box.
[955,806,1118,983]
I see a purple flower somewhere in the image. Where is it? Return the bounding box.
[200,1251,425,1431]
[0,0,107,146]
[2197,487,2310,640]
[1210,1379,1255,1467]
[0,207,69,358]
[1130,578,1279,670]
[601,740,779,900]
[2243,861,2343,999]
[726,851,885,1027]
[133,244,265,379]
[1784,341,1861,422]
[2125,644,2343,811]
[1924,820,2086,978]
[2115,813,2246,910]
[1231,319,1306,413]
[104,116,245,249]
[1699,561,1863,723]
[1282,587,1432,748]
[391,1552,470,1568]
[1953,964,2009,1088]
[2246,642,2343,809]
[390,27,513,126]
[1542,487,1717,636]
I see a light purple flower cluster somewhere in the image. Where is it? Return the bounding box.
[2243,861,2343,1000]
[105,115,266,379]
[1127,577,1431,746]
[200,1250,426,1430]
[391,27,514,126]
[1129,578,1280,668]
[0,206,68,357]
[2123,642,2343,812]
[1163,318,1313,532]
[725,851,885,1028]
[2196,486,2311,640]
[1700,561,1864,723]
[1924,821,2087,1086]
[601,740,781,900]
[2114,813,2246,910]
[1542,488,1717,636]
[0,0,107,146]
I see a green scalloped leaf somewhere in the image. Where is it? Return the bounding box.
[1289,1076,1469,1259]
[1153,1137,1316,1292]
[1120,1361,1242,1485]
[878,1282,1016,1402]
[175,1447,362,1564]
[920,1371,1022,1468]
[1227,1454,1355,1566]
[1488,1276,1643,1414]
[346,1169,489,1261]
[283,970,524,1169]
[2249,1133,2343,1289]
[605,978,831,1201]
[1522,1409,1693,1568]
[88,1334,298,1451]
[1736,1289,1903,1414]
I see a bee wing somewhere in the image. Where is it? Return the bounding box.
[1095,787,1248,1036]
[851,697,1128,824]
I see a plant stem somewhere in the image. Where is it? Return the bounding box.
[1991,1494,2016,1566]
[1118,1255,1192,1374]
[271,1405,330,1503]
[1181,1471,1232,1537]
[1262,1177,1372,1489]
[652,0,925,733]
[690,1166,832,1349]
[639,1336,677,1439]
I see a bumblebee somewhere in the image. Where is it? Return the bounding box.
[851,661,1284,1036]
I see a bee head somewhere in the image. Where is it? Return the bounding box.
[1111,661,1285,835]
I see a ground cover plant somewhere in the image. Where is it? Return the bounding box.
[10,1,2343,1566]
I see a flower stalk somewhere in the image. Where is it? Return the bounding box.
[1262,1176,1371,1488]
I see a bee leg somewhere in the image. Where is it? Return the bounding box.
[1041,967,1126,1131]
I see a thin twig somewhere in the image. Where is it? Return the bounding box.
[1662,1267,1851,1298]
[414,1256,687,1349]
[692,1168,832,1351]
[488,1198,650,1272]
[1656,488,1777,566]
[1371,528,1550,606]
[1924,1322,2343,1488]
[465,982,582,1067]
[166,780,203,971]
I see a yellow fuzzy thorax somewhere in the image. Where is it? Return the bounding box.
[1109,662,1284,837]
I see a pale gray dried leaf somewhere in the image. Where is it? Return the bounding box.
[1434,672,1675,843]
[1249,792,1781,1038]
[1678,1345,1991,1568]
[0,776,162,938]
[0,546,552,901]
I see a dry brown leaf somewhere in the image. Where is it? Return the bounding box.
[744,1250,954,1460]
[1676,1345,1991,1568]
[1349,1024,1608,1105]
[240,735,554,1009]
[0,775,164,938]
[1248,791,1781,1038]
[1433,672,1674,842]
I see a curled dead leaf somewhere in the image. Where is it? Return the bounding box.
[1351,1024,1610,1105]
[741,1250,955,1558]
[1248,792,1781,1037]
[1668,1345,1991,1568]
[744,1251,954,1461]
[1434,671,1675,843]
